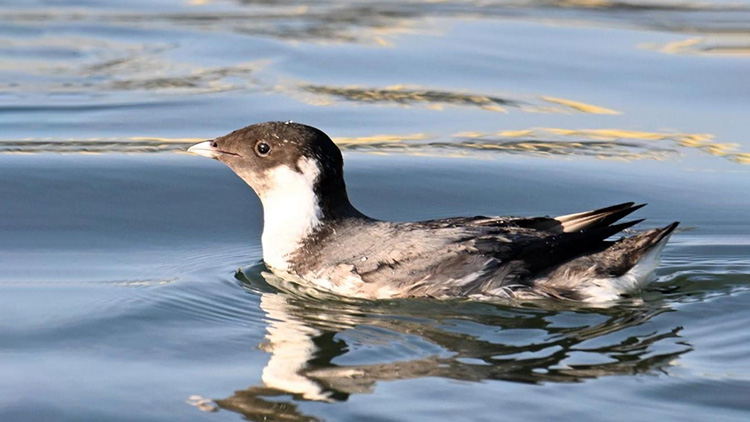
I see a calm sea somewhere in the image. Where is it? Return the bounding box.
[1,1,749,421]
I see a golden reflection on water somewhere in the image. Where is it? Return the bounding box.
[300,84,515,113]
[2,128,748,165]
[333,128,749,164]
[334,133,431,145]
[512,128,750,164]
[2,1,749,163]
[642,37,750,56]
[297,84,621,115]
[540,96,620,115]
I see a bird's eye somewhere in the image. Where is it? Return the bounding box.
[255,141,271,157]
[210,140,217,148]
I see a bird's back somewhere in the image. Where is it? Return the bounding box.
[286,204,678,301]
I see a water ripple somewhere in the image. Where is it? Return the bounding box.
[5,127,748,165]
[4,0,749,47]
[220,265,692,413]
[296,84,620,114]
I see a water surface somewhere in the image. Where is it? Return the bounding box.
[1,1,749,421]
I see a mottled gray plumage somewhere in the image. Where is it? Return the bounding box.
[290,207,677,301]
[188,122,679,302]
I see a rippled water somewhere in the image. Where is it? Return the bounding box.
[1,1,749,421]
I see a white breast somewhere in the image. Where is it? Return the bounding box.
[259,157,322,271]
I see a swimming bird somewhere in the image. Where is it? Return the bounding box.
[188,121,678,302]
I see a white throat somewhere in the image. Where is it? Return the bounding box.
[259,157,322,271]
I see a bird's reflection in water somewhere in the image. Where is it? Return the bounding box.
[215,268,692,422]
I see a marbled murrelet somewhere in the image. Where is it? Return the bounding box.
[188,121,679,302]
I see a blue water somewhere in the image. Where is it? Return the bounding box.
[1,1,749,421]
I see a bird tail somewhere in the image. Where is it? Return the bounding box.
[533,222,679,302]
[618,222,679,287]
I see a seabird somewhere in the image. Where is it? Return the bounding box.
[188,121,678,302]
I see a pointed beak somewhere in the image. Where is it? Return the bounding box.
[187,141,219,159]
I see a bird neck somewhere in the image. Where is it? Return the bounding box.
[258,164,368,271]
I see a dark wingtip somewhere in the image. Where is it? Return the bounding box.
[600,202,635,212]
[594,218,645,240]
[658,221,680,238]
[581,202,635,217]
[604,203,647,224]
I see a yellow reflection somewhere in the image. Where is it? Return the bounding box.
[489,128,748,164]
[327,127,748,165]
[2,129,747,166]
[333,133,429,145]
[642,37,750,57]
[732,153,750,164]
[541,97,620,115]
[299,84,619,115]
[539,128,712,142]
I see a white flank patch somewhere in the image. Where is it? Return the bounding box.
[259,157,322,271]
[580,231,673,302]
